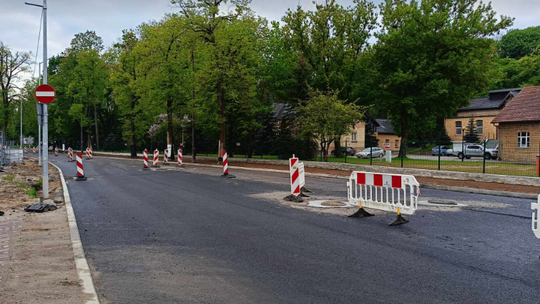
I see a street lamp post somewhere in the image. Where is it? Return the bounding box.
[26,0,49,199]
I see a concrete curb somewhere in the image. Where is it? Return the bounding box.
[92,153,537,200]
[51,162,100,304]
[92,151,540,187]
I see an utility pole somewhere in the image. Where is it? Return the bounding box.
[25,0,49,198]
[20,98,23,149]
[38,61,42,167]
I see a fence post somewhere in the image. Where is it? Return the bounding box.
[483,140,486,174]
[345,140,348,163]
[400,144,404,168]
[438,143,441,171]
[370,146,373,166]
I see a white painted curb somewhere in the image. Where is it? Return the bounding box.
[51,162,100,304]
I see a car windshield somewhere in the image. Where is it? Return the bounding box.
[362,148,372,152]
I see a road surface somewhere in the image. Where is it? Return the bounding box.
[48,154,540,304]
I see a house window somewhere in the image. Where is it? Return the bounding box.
[476,120,483,135]
[455,121,462,135]
[351,132,357,142]
[395,140,399,148]
[385,139,390,144]
[518,132,530,148]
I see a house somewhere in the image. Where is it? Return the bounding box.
[492,86,540,163]
[338,119,401,153]
[444,88,521,141]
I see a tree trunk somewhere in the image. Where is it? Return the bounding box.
[130,119,136,158]
[218,78,225,160]
[191,49,196,163]
[400,108,409,158]
[94,105,99,150]
[167,101,175,159]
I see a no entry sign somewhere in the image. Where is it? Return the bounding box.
[35,84,56,104]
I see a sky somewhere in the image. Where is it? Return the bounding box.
[1,0,540,79]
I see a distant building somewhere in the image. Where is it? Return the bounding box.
[492,86,540,162]
[338,119,401,153]
[444,88,522,141]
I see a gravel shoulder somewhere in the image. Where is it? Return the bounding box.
[0,159,89,304]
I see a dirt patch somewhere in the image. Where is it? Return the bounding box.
[0,158,62,211]
[0,159,89,303]
[191,160,540,195]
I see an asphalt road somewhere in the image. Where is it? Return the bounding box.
[48,153,540,304]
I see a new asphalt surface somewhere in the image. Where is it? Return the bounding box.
[48,153,540,304]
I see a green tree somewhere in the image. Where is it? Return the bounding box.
[498,26,540,60]
[296,89,363,161]
[0,42,31,138]
[463,117,480,143]
[370,0,512,156]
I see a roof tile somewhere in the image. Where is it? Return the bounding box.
[492,86,540,123]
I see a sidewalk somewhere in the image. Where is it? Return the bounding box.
[0,160,93,304]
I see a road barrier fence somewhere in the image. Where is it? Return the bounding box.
[348,171,420,225]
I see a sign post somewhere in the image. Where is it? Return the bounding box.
[35,84,55,199]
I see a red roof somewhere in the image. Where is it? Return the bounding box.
[492,86,540,123]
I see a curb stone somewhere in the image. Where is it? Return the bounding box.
[92,153,538,200]
[50,162,100,304]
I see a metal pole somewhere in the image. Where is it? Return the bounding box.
[370,145,373,166]
[344,140,347,163]
[20,98,23,149]
[42,0,49,199]
[438,143,441,170]
[482,140,486,174]
[38,62,42,166]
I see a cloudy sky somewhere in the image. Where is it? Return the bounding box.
[1,0,539,78]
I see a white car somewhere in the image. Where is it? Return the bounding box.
[357,147,385,159]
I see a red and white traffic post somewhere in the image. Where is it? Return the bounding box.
[68,147,74,162]
[163,149,169,165]
[85,148,91,160]
[75,152,87,181]
[221,151,235,178]
[153,149,160,168]
[24,147,27,153]
[284,155,303,202]
[143,149,150,170]
[54,147,58,157]
[33,147,36,154]
[89,147,93,159]
[177,148,183,167]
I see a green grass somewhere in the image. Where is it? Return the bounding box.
[26,187,37,198]
[2,175,14,181]
[325,156,538,177]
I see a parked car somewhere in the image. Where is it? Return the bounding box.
[431,145,450,156]
[357,147,385,159]
[457,144,498,160]
[331,147,356,156]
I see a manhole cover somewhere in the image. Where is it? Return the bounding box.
[321,201,346,207]
[308,200,353,208]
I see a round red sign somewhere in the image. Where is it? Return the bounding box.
[35,84,56,104]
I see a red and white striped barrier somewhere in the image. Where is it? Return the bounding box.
[68,148,74,162]
[89,148,93,159]
[163,149,169,165]
[143,149,149,170]
[54,147,58,157]
[348,171,420,225]
[220,151,235,178]
[177,148,183,167]
[533,195,540,239]
[75,152,87,181]
[85,148,91,160]
[24,147,28,153]
[33,147,36,154]
[153,149,160,167]
[290,157,301,196]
